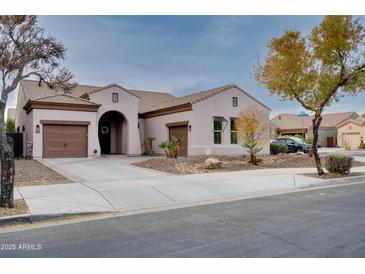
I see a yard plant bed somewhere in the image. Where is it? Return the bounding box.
[301,172,365,179]
[132,154,365,175]
[0,199,28,217]
[15,160,73,187]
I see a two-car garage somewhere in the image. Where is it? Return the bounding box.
[42,121,89,158]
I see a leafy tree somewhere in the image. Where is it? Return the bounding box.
[256,16,365,175]
[4,117,15,133]
[236,106,269,165]
[0,16,75,208]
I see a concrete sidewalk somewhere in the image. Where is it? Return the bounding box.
[15,162,365,216]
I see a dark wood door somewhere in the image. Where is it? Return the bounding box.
[99,122,111,154]
[327,136,335,148]
[169,125,188,157]
[43,125,88,158]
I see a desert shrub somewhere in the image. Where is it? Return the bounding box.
[270,143,280,155]
[325,153,354,175]
[359,137,365,149]
[278,144,288,154]
[270,143,288,155]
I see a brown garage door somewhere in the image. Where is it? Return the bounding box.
[169,125,188,157]
[43,125,88,158]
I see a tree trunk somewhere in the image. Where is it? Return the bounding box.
[312,114,325,176]
[0,102,15,208]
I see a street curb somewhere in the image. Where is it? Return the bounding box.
[301,174,365,188]
[0,211,111,227]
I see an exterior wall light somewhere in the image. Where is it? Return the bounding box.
[35,124,40,133]
[188,125,192,131]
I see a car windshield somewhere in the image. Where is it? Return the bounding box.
[291,137,305,144]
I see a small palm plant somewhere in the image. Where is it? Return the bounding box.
[144,136,156,156]
[158,136,182,158]
[242,142,263,164]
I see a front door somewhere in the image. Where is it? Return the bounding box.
[99,122,111,154]
[327,136,335,148]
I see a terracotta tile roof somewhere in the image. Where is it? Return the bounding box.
[128,89,176,113]
[274,112,359,128]
[20,79,175,113]
[21,79,100,100]
[139,84,271,113]
[20,80,270,114]
[29,93,100,106]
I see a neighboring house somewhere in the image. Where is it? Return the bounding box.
[5,108,16,121]
[15,80,271,158]
[270,112,359,147]
[336,114,365,150]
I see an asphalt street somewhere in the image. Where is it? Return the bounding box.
[1,183,365,257]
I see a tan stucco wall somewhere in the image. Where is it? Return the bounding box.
[191,87,271,155]
[337,122,365,149]
[144,110,194,155]
[89,86,141,155]
[270,115,302,139]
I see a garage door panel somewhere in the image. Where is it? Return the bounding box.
[169,125,188,157]
[43,125,88,158]
[342,133,360,150]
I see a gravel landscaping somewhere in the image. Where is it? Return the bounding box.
[0,199,29,217]
[15,159,73,187]
[132,154,365,175]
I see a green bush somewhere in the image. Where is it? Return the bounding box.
[270,143,280,155]
[325,153,354,175]
[270,143,288,155]
[305,136,313,144]
[5,118,15,133]
[279,144,288,154]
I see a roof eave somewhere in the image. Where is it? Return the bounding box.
[23,101,101,114]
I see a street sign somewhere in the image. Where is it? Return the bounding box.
[297,111,309,118]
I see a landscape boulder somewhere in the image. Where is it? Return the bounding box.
[204,158,223,169]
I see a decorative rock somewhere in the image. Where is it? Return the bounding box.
[204,158,223,169]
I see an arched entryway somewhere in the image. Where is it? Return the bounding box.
[98,111,128,155]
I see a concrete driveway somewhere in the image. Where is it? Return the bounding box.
[15,155,365,216]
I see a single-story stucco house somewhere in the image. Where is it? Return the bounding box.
[15,79,271,158]
[336,114,365,150]
[270,112,359,147]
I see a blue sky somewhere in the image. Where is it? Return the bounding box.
[8,16,365,117]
